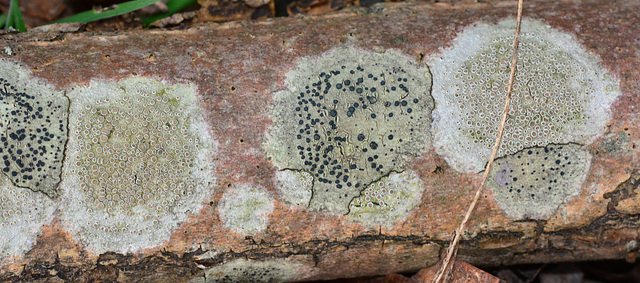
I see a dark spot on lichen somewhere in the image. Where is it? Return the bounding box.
[267,47,433,214]
[488,143,591,219]
[0,77,67,197]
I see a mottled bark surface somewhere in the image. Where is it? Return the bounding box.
[0,0,639,281]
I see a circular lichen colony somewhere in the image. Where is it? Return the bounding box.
[275,170,313,207]
[486,143,591,219]
[218,184,274,235]
[429,19,620,173]
[61,77,215,254]
[0,59,68,197]
[266,47,433,214]
[0,175,56,260]
[348,171,425,228]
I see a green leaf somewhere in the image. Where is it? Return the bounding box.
[6,0,26,32]
[54,0,162,24]
[11,0,26,32]
[0,14,7,29]
[141,0,198,26]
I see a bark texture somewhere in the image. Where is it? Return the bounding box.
[0,0,639,281]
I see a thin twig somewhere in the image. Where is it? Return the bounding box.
[431,0,524,282]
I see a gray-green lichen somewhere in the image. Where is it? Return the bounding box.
[348,171,425,228]
[218,184,274,235]
[0,59,68,197]
[266,46,433,215]
[487,143,591,219]
[60,77,216,254]
[0,175,56,261]
[193,258,304,283]
[429,18,620,173]
[275,170,313,207]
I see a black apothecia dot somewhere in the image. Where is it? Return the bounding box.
[0,78,66,195]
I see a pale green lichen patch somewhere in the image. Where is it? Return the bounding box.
[348,171,425,228]
[274,170,313,207]
[0,59,68,197]
[600,131,633,155]
[197,258,303,283]
[266,47,433,215]
[486,143,591,219]
[0,175,56,260]
[218,184,274,235]
[61,77,216,254]
[429,18,620,173]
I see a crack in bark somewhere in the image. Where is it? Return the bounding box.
[6,205,640,282]
[604,169,640,211]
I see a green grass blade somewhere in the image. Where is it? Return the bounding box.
[5,0,26,32]
[4,7,11,29]
[0,13,7,29]
[54,0,162,24]
[141,0,197,25]
[10,0,25,31]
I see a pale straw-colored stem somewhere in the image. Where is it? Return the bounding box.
[431,0,524,282]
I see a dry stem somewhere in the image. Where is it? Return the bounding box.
[431,0,524,282]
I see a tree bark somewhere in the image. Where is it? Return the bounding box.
[1,0,639,281]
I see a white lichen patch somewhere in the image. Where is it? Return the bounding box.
[197,258,303,283]
[266,47,433,215]
[218,184,274,235]
[60,77,216,254]
[0,59,68,197]
[486,144,591,219]
[429,18,621,173]
[348,171,425,228]
[274,170,312,207]
[0,175,56,260]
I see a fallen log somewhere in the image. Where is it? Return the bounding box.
[0,0,639,281]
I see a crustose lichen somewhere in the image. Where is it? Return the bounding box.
[0,59,68,197]
[267,47,433,215]
[429,18,620,173]
[61,77,216,254]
